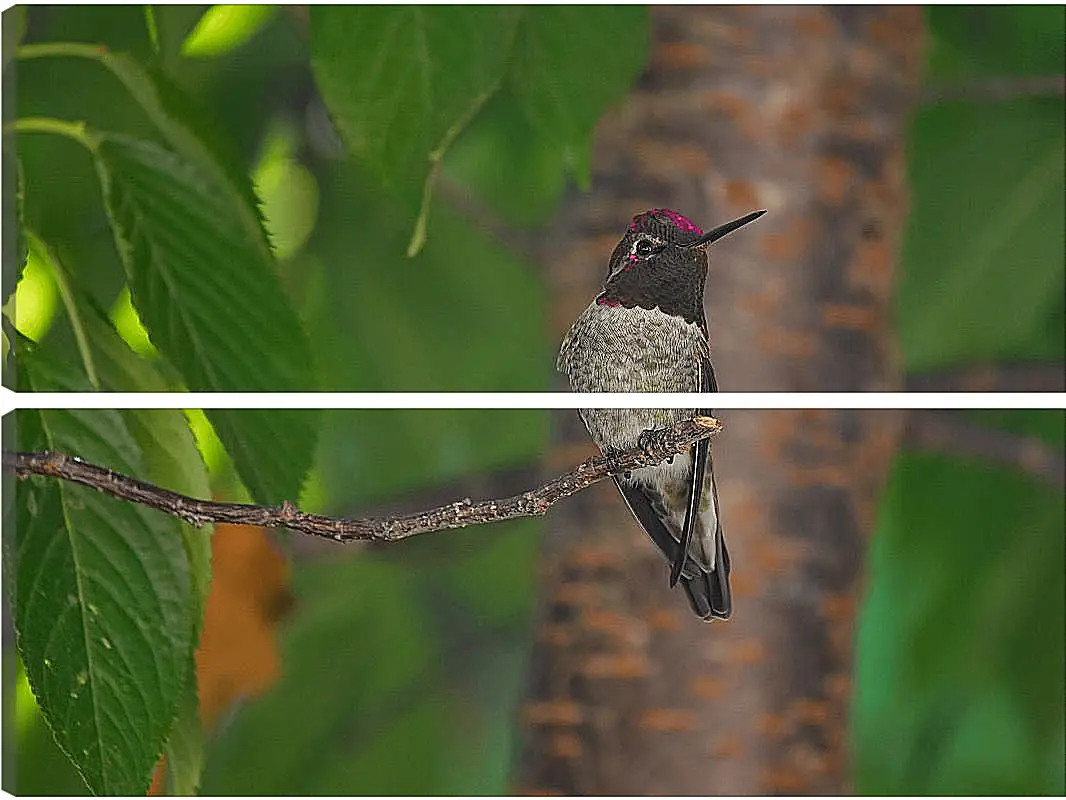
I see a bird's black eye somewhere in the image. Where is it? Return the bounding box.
[634,238,657,257]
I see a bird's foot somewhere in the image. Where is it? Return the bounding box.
[637,427,673,463]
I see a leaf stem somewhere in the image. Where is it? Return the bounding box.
[27,233,101,389]
[3,116,96,150]
[406,84,502,257]
[144,7,161,55]
[16,41,108,62]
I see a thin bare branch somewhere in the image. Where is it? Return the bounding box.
[905,362,1066,393]
[904,409,1065,489]
[922,75,1066,104]
[3,416,721,541]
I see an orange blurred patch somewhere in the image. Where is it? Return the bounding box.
[553,581,602,607]
[789,698,830,727]
[579,653,651,679]
[821,78,861,117]
[196,522,291,728]
[525,700,585,727]
[633,138,714,176]
[700,91,758,138]
[760,216,815,263]
[756,712,788,737]
[820,304,878,331]
[764,766,807,793]
[778,105,813,149]
[756,328,819,359]
[654,41,708,71]
[816,157,855,205]
[646,607,682,631]
[710,734,745,758]
[729,639,766,666]
[548,732,584,759]
[569,544,625,571]
[723,179,762,211]
[583,609,634,638]
[538,622,578,647]
[641,707,698,732]
[796,8,837,39]
[689,674,727,701]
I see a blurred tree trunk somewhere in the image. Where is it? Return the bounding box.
[519,6,923,795]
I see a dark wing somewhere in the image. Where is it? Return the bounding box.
[670,429,707,587]
[700,459,732,619]
[669,346,717,586]
[613,477,687,571]
[698,352,731,618]
[614,478,730,621]
[702,352,719,392]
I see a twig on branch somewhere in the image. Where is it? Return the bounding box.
[904,409,1065,489]
[3,416,721,542]
[905,362,1066,393]
[921,75,1066,104]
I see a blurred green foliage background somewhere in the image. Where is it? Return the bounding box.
[4,4,1063,795]
[855,8,1064,794]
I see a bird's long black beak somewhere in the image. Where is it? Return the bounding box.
[686,209,766,247]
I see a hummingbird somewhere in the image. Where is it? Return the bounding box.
[557,207,765,621]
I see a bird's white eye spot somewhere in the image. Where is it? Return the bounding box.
[633,237,659,257]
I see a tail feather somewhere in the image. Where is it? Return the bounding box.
[614,476,732,621]
[681,543,732,621]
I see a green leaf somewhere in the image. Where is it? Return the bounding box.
[11,399,193,794]
[1,6,27,73]
[61,291,169,391]
[897,97,1065,370]
[16,41,319,501]
[181,5,277,59]
[162,659,205,796]
[30,303,213,793]
[309,6,519,241]
[15,40,266,271]
[208,408,318,504]
[855,433,1065,794]
[123,410,207,800]
[3,152,27,307]
[121,407,210,795]
[22,6,155,58]
[92,133,303,390]
[126,409,212,619]
[510,6,647,166]
[927,6,1066,80]
[92,133,317,502]
[13,328,94,390]
[444,8,646,227]
[8,657,90,796]
[16,322,212,793]
[309,7,648,242]
[443,86,570,227]
[81,45,266,227]
[39,294,213,627]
